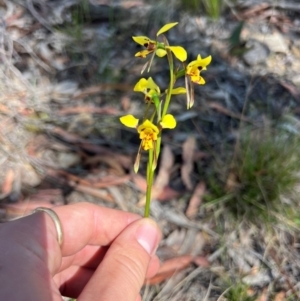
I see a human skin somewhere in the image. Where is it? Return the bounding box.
[0,202,161,301]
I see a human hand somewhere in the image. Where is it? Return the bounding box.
[0,202,161,301]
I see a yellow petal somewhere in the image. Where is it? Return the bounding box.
[156,48,167,57]
[147,77,160,94]
[187,54,212,69]
[156,22,178,36]
[133,78,148,92]
[132,36,154,46]
[171,87,186,94]
[120,115,139,128]
[138,120,159,134]
[167,46,187,62]
[135,50,152,58]
[142,140,153,151]
[191,75,206,85]
[200,55,212,66]
[160,114,176,129]
[186,60,196,70]
[147,77,156,89]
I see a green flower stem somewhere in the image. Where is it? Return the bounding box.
[155,135,162,165]
[144,149,154,217]
[162,49,174,118]
[144,49,175,217]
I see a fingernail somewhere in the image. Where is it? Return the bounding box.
[136,219,159,255]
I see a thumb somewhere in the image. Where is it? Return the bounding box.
[78,218,161,301]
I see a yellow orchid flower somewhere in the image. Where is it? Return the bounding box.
[120,114,176,149]
[185,54,212,109]
[132,22,187,63]
[186,54,212,85]
[133,77,160,103]
[120,114,176,151]
[137,120,160,151]
[120,114,177,172]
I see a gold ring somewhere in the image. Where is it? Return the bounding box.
[33,207,64,248]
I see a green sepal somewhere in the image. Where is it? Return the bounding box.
[152,95,161,112]
[175,69,186,79]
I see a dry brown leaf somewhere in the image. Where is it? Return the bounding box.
[27,189,62,202]
[121,95,131,111]
[181,136,196,190]
[0,103,10,114]
[185,181,205,219]
[2,169,15,195]
[193,256,210,268]
[132,173,147,192]
[147,255,193,284]
[4,200,60,217]
[72,183,115,203]
[4,5,25,26]
[57,170,130,189]
[209,102,252,122]
[255,288,268,301]
[85,155,125,176]
[164,229,187,253]
[273,292,285,301]
[51,129,119,156]
[92,175,131,188]
[152,145,174,198]
[58,106,119,115]
[137,146,174,206]
[193,150,208,161]
[48,168,116,202]
[154,255,193,274]
[51,127,86,144]
[50,169,91,186]
[73,83,132,99]
[107,186,127,211]
[156,186,181,201]
[280,81,300,100]
[113,154,133,170]
[240,3,270,19]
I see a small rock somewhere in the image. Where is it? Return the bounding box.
[243,270,271,287]
[57,152,80,169]
[57,153,80,168]
[263,32,289,54]
[52,81,79,102]
[244,32,289,54]
[291,74,300,86]
[243,40,269,66]
[21,163,41,187]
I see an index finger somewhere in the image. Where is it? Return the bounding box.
[52,202,141,256]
